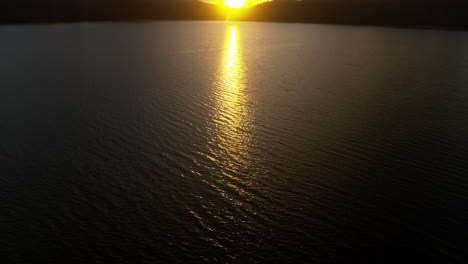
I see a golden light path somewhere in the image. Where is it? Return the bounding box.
[214,26,251,164]
[193,26,262,254]
[208,25,255,199]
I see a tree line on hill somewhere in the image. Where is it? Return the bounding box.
[1,0,467,28]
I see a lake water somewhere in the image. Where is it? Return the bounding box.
[1,21,468,263]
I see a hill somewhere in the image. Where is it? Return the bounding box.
[247,0,468,28]
[1,0,467,28]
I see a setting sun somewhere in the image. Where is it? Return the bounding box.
[224,0,247,8]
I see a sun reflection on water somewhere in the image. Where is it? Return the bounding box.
[188,25,263,256]
[212,25,252,168]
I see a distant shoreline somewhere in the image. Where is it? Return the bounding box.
[1,19,467,33]
[1,1,467,31]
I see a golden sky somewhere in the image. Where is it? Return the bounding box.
[202,0,272,8]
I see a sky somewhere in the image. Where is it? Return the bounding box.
[202,0,273,7]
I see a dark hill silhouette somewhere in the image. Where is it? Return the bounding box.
[1,0,467,28]
[246,0,468,28]
[0,1,222,24]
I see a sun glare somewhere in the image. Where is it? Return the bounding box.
[224,0,247,8]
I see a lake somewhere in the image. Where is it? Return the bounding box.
[1,21,468,263]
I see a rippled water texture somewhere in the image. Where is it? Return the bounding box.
[1,21,468,263]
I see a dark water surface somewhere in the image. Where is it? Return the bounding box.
[1,21,468,263]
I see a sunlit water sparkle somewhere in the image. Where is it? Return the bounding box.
[1,21,468,263]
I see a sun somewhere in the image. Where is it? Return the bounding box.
[224,0,247,8]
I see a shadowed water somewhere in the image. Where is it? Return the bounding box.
[1,21,468,263]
